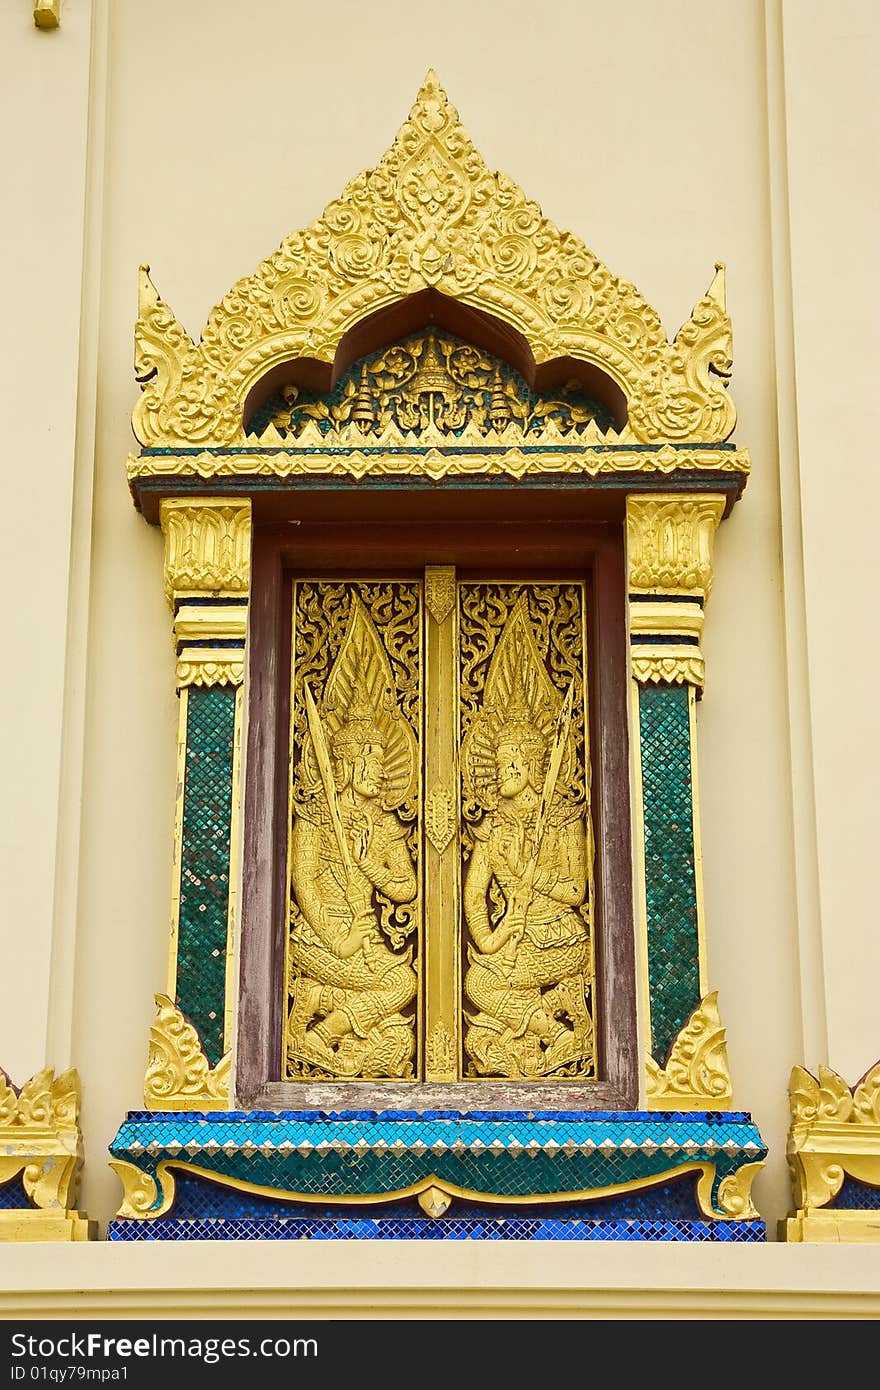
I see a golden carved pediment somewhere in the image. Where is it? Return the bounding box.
[133,70,737,452]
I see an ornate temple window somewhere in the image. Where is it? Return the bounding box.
[227,328,638,1107]
[112,73,768,1241]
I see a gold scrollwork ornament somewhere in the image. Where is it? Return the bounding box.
[143,995,232,1110]
[645,991,733,1110]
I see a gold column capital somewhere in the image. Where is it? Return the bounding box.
[159,498,251,688]
[626,494,725,598]
[0,1065,95,1241]
[626,493,725,691]
[159,498,252,608]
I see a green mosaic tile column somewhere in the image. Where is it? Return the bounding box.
[638,684,701,1065]
[159,497,251,1082]
[176,686,237,1065]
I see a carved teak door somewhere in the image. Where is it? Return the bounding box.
[284,571,597,1084]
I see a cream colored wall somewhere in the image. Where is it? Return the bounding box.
[778,0,880,1084]
[2,0,876,1260]
[0,0,99,1082]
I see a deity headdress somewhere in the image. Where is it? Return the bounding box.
[461,595,575,812]
[301,593,417,811]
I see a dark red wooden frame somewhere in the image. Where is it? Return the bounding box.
[237,506,637,1108]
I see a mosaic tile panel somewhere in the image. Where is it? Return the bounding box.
[109,1214,765,1241]
[110,1108,767,1238]
[177,685,236,1064]
[162,1167,708,1222]
[0,1175,32,1210]
[833,1174,880,1210]
[639,684,701,1063]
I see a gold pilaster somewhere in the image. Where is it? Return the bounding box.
[423,567,460,1079]
[160,497,251,690]
[783,1060,880,1242]
[0,1067,95,1242]
[626,493,730,1107]
[152,498,252,1106]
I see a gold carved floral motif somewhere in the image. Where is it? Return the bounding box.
[425,1023,456,1077]
[143,995,232,1110]
[424,782,456,854]
[644,991,733,1110]
[255,332,609,441]
[286,583,421,1080]
[0,1066,94,1241]
[132,71,737,451]
[459,585,596,1080]
[784,1060,880,1241]
[424,564,456,627]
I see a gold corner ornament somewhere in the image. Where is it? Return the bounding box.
[0,1066,95,1241]
[132,71,736,451]
[143,995,232,1110]
[645,991,733,1110]
[783,1060,880,1242]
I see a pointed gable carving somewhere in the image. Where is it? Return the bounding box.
[133,71,736,449]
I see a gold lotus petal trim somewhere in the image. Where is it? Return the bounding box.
[645,991,733,1110]
[630,653,706,688]
[143,995,232,1110]
[175,658,245,689]
[132,72,737,450]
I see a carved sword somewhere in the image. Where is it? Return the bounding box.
[303,681,355,878]
[503,678,577,960]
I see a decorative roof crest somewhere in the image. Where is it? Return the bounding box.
[133,70,736,450]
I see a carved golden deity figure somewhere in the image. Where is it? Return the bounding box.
[461,595,595,1079]
[287,595,419,1079]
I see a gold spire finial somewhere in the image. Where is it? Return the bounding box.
[707,262,727,310]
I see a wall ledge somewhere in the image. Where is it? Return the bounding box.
[1,1242,879,1318]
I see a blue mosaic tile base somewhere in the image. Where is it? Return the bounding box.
[109,1108,767,1241]
[108,1213,765,1241]
[161,1168,709,1221]
[0,1175,32,1210]
[831,1173,880,1210]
